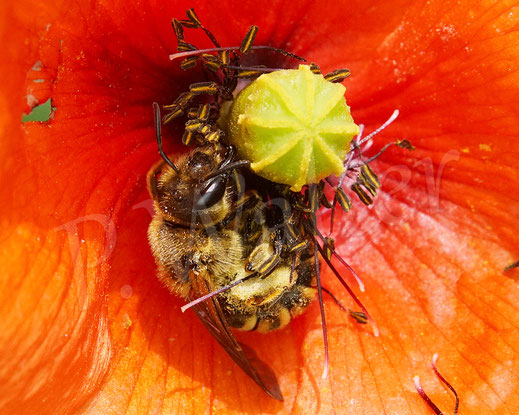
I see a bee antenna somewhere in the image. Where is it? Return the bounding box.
[203,160,251,181]
[153,102,180,174]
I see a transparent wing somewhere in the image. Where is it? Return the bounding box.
[188,271,283,401]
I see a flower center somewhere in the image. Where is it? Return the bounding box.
[226,65,359,191]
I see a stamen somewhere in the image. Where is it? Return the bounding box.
[348,310,368,324]
[329,124,364,232]
[349,141,395,168]
[347,110,400,170]
[240,25,259,54]
[360,164,380,189]
[330,250,365,292]
[335,186,352,211]
[162,108,184,124]
[180,56,198,70]
[308,183,320,213]
[321,286,347,312]
[181,273,257,313]
[177,40,197,52]
[351,182,373,205]
[312,217,330,380]
[235,70,265,79]
[170,45,306,62]
[329,110,402,232]
[343,123,365,173]
[358,109,399,146]
[219,50,230,65]
[324,68,351,83]
[431,354,459,415]
[309,63,321,74]
[185,8,202,27]
[414,354,460,415]
[289,254,297,284]
[504,259,519,271]
[315,230,365,292]
[223,65,285,73]
[312,234,379,337]
[321,286,367,324]
[288,240,309,253]
[304,218,379,338]
[414,376,443,415]
[182,8,221,48]
[171,18,184,40]
[189,81,219,95]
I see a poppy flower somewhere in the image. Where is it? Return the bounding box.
[1,0,519,414]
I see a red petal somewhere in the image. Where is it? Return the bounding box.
[1,1,519,414]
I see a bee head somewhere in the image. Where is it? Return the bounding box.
[148,145,238,227]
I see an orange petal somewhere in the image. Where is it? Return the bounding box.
[1,1,519,414]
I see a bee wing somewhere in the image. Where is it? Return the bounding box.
[188,271,283,401]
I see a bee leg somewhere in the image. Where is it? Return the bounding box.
[246,235,283,279]
[235,187,262,209]
[246,248,281,279]
[153,102,180,174]
[219,189,262,228]
[288,250,301,284]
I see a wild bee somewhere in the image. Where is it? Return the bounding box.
[147,8,409,401]
[148,106,320,400]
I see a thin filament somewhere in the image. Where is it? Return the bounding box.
[170,45,306,61]
[312,215,330,380]
[432,354,459,415]
[414,354,460,415]
[316,243,379,337]
[414,376,443,415]
[181,273,256,313]
[358,109,400,146]
[313,226,366,293]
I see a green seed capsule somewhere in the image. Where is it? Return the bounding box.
[226,65,359,191]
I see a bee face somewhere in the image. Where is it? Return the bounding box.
[150,145,237,227]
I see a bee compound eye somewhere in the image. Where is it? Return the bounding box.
[194,175,227,210]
